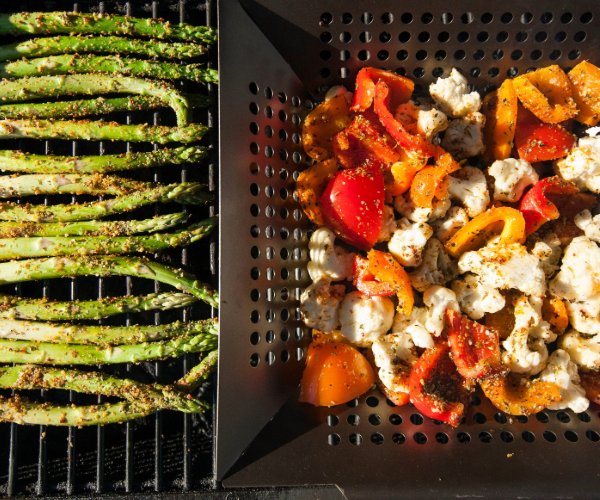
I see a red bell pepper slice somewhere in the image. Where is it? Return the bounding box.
[353,255,395,296]
[373,80,437,158]
[579,371,600,405]
[350,67,414,113]
[408,342,472,427]
[445,309,506,380]
[515,106,576,163]
[519,176,579,235]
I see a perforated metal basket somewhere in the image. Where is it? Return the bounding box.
[217,0,600,497]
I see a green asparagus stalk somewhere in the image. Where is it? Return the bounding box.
[0,36,206,61]
[0,94,211,121]
[0,365,210,413]
[0,217,217,260]
[0,255,218,307]
[0,120,207,143]
[0,318,217,345]
[0,183,211,222]
[0,12,217,44]
[176,349,218,393]
[0,55,219,83]
[0,146,206,174]
[0,292,198,321]
[0,75,190,126]
[0,332,216,365]
[0,213,188,238]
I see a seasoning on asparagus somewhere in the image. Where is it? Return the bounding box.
[0,12,217,44]
[0,120,207,143]
[176,349,218,393]
[0,35,206,62]
[0,75,190,126]
[0,146,206,174]
[0,292,198,321]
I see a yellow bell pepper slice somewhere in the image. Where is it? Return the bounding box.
[569,61,600,126]
[295,158,338,226]
[482,79,518,165]
[302,94,352,160]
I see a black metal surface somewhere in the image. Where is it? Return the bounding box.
[218,0,600,498]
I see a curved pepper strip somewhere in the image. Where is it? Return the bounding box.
[408,341,471,427]
[409,149,460,208]
[569,61,600,126]
[295,158,338,226]
[367,249,413,316]
[541,297,569,333]
[353,255,394,296]
[445,207,526,258]
[374,80,436,158]
[519,176,579,235]
[482,79,518,165]
[350,67,414,113]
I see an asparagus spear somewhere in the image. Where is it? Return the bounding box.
[0,292,198,321]
[0,94,211,121]
[0,256,218,307]
[0,146,206,174]
[0,12,217,44]
[0,365,210,413]
[0,55,218,83]
[0,217,217,260]
[0,75,189,126]
[0,318,217,345]
[0,183,211,222]
[0,120,207,143]
[176,349,218,393]
[0,36,206,61]
[0,332,216,365]
[0,213,188,238]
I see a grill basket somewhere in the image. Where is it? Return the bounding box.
[217,0,600,497]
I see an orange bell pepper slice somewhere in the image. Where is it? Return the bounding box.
[367,249,414,316]
[541,297,569,334]
[353,255,395,296]
[302,93,352,160]
[569,61,600,126]
[409,149,460,208]
[389,148,428,196]
[295,158,338,226]
[513,65,578,124]
[482,79,518,165]
[445,207,526,258]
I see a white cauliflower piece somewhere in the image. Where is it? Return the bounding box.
[325,85,353,105]
[429,68,482,117]
[441,113,486,159]
[575,210,600,243]
[459,243,546,297]
[488,158,539,202]
[300,280,346,332]
[555,129,600,192]
[451,274,505,320]
[377,204,397,243]
[539,349,589,413]
[339,292,394,347]
[566,296,600,335]
[372,332,417,395]
[423,286,460,336]
[559,330,600,370]
[307,227,353,282]
[530,232,562,279]
[416,104,449,140]
[392,307,434,348]
[409,238,459,292]
[502,295,550,375]
[432,206,470,243]
[550,236,600,301]
[393,191,450,223]
[388,218,433,267]
[446,166,490,217]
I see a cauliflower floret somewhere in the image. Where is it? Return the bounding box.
[558,330,600,370]
[429,68,482,118]
[575,210,600,243]
[451,274,505,320]
[459,243,546,297]
[388,218,433,267]
[307,227,353,282]
[409,238,459,292]
[392,307,434,348]
[416,104,449,140]
[488,158,539,202]
[502,295,550,375]
[339,292,395,347]
[446,166,490,217]
[377,204,397,243]
[530,232,562,279]
[554,129,600,192]
[539,349,589,413]
[393,191,450,223]
[441,113,486,159]
[325,85,353,104]
[432,206,470,243]
[423,286,460,336]
[550,236,600,301]
[566,295,600,335]
[372,332,417,395]
[300,280,346,332]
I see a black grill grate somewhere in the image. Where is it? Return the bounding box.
[0,0,218,495]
